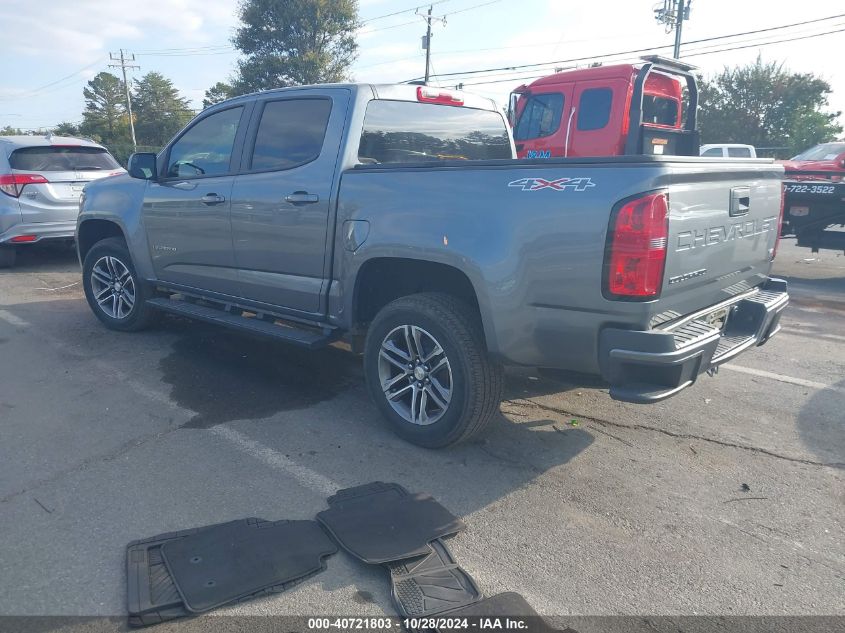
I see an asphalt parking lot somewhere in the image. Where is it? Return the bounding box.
[0,238,842,629]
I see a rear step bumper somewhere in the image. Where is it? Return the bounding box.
[599,279,789,404]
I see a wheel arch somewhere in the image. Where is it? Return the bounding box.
[350,256,497,354]
[77,219,127,264]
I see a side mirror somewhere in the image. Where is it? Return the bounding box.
[127,152,157,180]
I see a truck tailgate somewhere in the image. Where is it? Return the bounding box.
[659,163,783,314]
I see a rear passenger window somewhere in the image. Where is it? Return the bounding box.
[728,147,752,158]
[514,93,564,140]
[250,99,332,171]
[577,88,612,131]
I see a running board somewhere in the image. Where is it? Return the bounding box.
[147,298,336,349]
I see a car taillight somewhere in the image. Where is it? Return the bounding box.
[772,184,785,261]
[605,191,669,299]
[416,86,464,106]
[0,173,48,198]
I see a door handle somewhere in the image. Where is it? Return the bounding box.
[200,193,226,205]
[284,192,319,205]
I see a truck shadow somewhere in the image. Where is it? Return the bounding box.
[159,317,364,429]
[796,378,845,469]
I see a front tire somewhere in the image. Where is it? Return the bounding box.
[364,293,503,448]
[82,237,157,332]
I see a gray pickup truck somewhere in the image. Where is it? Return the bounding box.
[77,83,788,447]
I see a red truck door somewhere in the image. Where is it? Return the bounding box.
[567,79,628,157]
[513,84,573,158]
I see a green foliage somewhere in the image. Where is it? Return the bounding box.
[52,122,82,137]
[232,0,359,92]
[80,72,131,146]
[203,82,236,108]
[132,72,194,146]
[0,125,25,135]
[697,57,842,157]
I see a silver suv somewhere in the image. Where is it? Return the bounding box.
[0,135,124,268]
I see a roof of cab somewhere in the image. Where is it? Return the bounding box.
[527,64,641,88]
[211,83,500,113]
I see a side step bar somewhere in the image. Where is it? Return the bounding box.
[147,298,336,350]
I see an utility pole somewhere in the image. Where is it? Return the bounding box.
[109,49,139,151]
[424,5,433,84]
[672,0,686,58]
[418,5,446,84]
[653,0,691,58]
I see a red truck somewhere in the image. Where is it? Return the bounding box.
[508,55,700,159]
[780,142,845,252]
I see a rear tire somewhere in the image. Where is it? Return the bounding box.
[82,237,158,332]
[0,246,16,269]
[364,292,503,448]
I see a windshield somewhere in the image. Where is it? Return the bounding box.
[791,142,845,161]
[9,146,120,171]
[514,93,564,140]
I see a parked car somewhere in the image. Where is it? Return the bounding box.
[77,83,788,447]
[699,144,757,158]
[0,135,124,268]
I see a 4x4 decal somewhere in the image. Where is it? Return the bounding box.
[508,177,596,192]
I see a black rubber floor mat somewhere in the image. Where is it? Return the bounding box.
[126,518,264,627]
[161,519,337,613]
[434,592,566,633]
[317,482,465,564]
[386,539,481,617]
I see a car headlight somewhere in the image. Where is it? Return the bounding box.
[78,191,86,214]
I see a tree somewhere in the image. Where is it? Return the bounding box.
[79,72,130,146]
[52,122,82,137]
[232,0,358,92]
[697,57,842,156]
[203,81,235,108]
[0,125,24,135]
[132,72,194,147]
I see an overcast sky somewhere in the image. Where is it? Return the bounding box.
[1,0,843,138]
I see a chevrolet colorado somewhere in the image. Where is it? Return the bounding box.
[77,83,789,447]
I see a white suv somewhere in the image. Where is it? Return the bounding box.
[0,135,124,268]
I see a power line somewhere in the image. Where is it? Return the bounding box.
[0,57,106,102]
[447,25,845,88]
[360,0,452,25]
[404,12,845,81]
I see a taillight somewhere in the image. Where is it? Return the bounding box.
[0,173,48,198]
[604,191,669,299]
[772,184,785,261]
[416,86,464,106]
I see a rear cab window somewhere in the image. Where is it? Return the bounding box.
[642,95,679,126]
[514,93,564,140]
[728,147,752,158]
[358,100,511,164]
[9,146,119,171]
